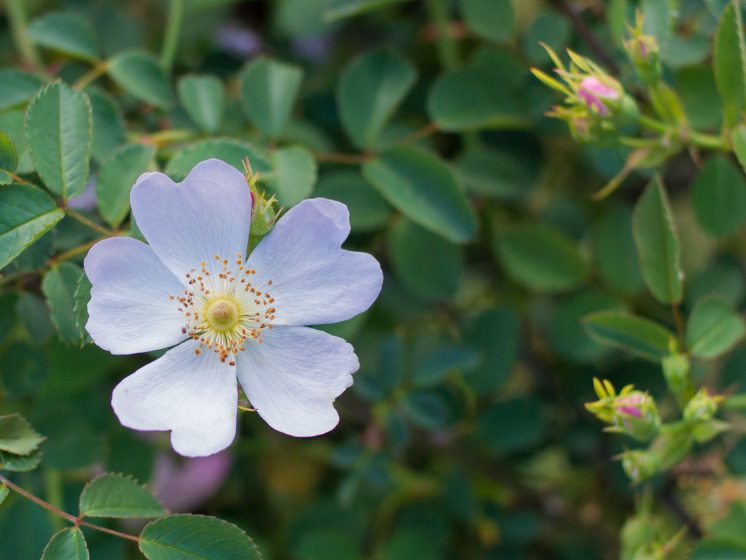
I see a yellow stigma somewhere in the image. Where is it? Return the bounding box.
[205,298,240,331]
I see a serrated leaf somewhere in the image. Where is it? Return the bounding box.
[460,0,514,43]
[691,155,746,237]
[0,131,18,185]
[265,145,317,206]
[27,11,98,61]
[496,224,588,292]
[0,413,45,456]
[42,263,86,344]
[687,295,746,359]
[0,69,44,112]
[325,0,410,21]
[139,514,262,560]
[107,50,175,109]
[165,139,271,181]
[337,49,416,150]
[79,473,166,519]
[0,183,64,269]
[25,81,92,200]
[178,75,225,134]
[89,89,126,163]
[96,144,155,227]
[41,528,89,560]
[714,2,746,126]
[0,448,43,472]
[362,146,476,243]
[583,311,676,361]
[632,178,683,304]
[73,273,92,346]
[240,56,302,138]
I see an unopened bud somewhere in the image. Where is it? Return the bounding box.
[683,389,723,424]
[624,15,662,84]
[621,450,659,484]
[243,157,279,237]
[613,392,661,442]
[578,76,621,117]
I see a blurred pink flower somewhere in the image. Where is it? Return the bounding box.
[578,77,620,116]
[152,450,233,512]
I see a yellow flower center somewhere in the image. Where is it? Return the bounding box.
[205,298,240,331]
[169,253,277,366]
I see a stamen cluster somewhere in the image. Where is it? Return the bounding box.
[170,253,276,365]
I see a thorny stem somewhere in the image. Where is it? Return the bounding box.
[64,208,117,237]
[0,473,141,543]
[6,0,42,71]
[160,0,185,73]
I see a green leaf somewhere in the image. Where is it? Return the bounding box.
[0,183,64,270]
[337,49,416,150]
[240,56,302,138]
[0,484,7,506]
[687,295,745,359]
[139,514,262,560]
[402,390,450,430]
[464,308,519,395]
[325,0,410,21]
[496,224,588,292]
[478,397,547,454]
[454,145,534,201]
[96,144,155,227]
[41,528,89,560]
[27,12,98,61]
[89,89,126,163]
[73,273,92,345]
[42,263,86,344]
[413,346,480,386]
[178,75,225,134]
[591,205,643,295]
[691,155,746,237]
[107,50,175,109]
[263,145,317,206]
[0,69,44,112]
[165,138,271,181]
[714,3,746,126]
[632,178,683,304]
[583,311,676,361]
[0,413,45,456]
[734,124,746,173]
[362,146,476,243]
[0,131,18,185]
[79,473,166,519]
[0,448,43,472]
[428,67,524,131]
[314,170,391,232]
[460,0,514,43]
[25,81,92,200]
[388,218,463,299]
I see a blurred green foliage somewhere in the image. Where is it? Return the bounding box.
[3,0,746,559]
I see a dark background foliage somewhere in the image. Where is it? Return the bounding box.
[1,0,746,559]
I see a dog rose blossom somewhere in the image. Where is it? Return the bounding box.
[84,159,383,457]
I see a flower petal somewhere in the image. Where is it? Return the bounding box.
[130,159,251,280]
[111,339,238,457]
[247,198,382,326]
[84,236,187,354]
[237,326,358,437]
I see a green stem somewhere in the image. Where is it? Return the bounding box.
[6,0,42,70]
[425,0,458,70]
[687,130,730,151]
[160,0,184,73]
[0,473,140,543]
[73,61,109,90]
[64,208,117,237]
[638,115,670,134]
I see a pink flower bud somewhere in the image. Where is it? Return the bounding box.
[578,77,620,116]
[615,394,644,418]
